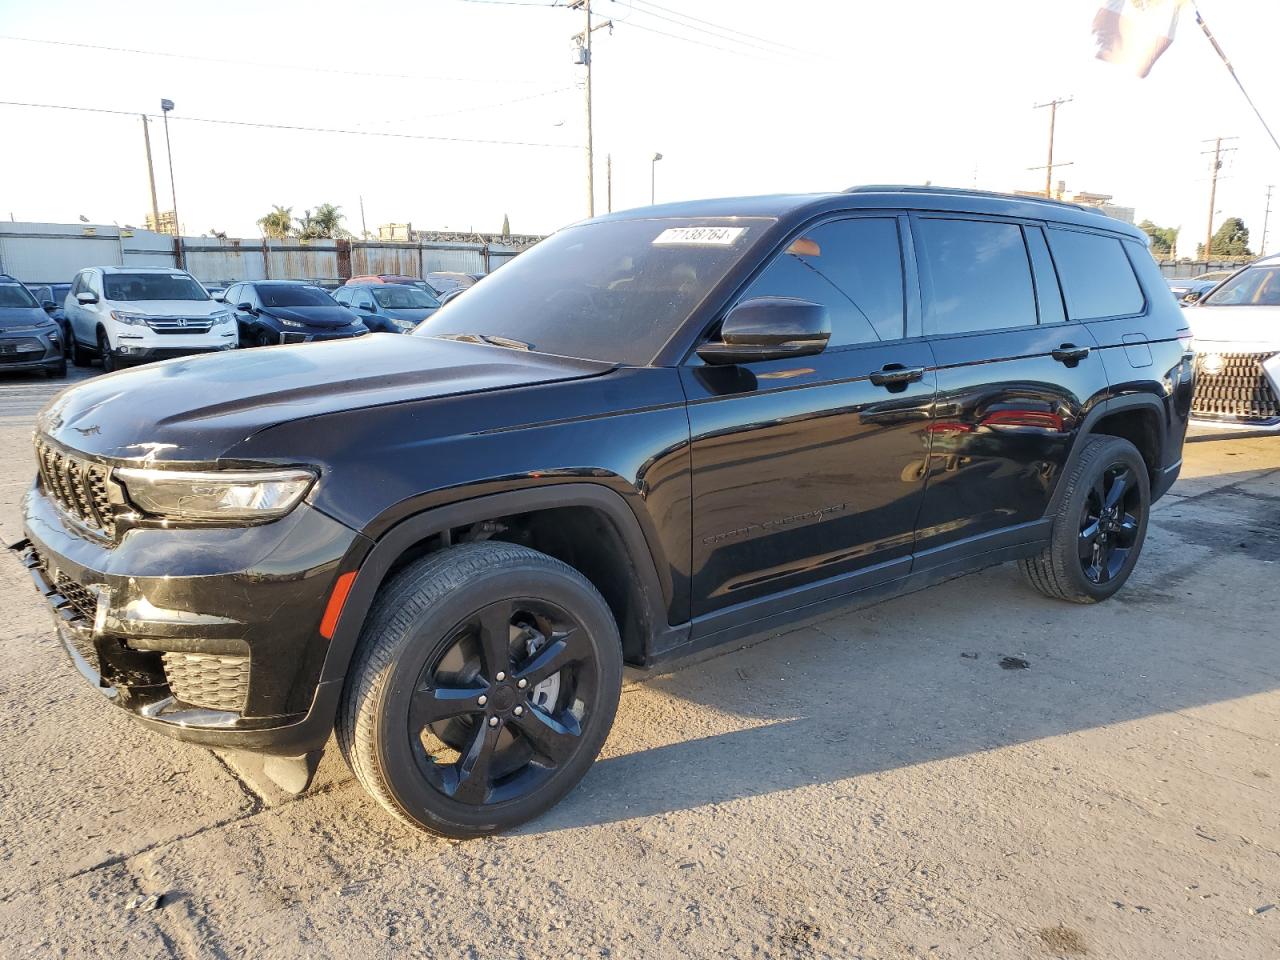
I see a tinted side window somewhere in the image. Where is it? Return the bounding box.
[1046,228,1144,320]
[739,218,905,346]
[916,218,1036,335]
[332,287,350,305]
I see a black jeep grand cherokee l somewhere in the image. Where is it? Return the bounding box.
[14,187,1192,836]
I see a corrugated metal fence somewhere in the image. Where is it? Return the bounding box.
[0,222,529,285]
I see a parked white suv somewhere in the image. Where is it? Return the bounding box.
[64,266,237,372]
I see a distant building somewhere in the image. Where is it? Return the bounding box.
[412,228,543,251]
[1013,186,1135,224]
[377,223,414,242]
[145,210,178,236]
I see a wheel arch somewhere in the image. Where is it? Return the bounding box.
[1055,394,1167,512]
[319,483,676,689]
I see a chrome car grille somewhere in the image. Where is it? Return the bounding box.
[1191,351,1280,422]
[161,652,249,713]
[34,439,117,537]
[144,316,214,335]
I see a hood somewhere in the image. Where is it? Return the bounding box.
[105,298,223,316]
[383,306,437,322]
[0,306,54,332]
[263,304,358,329]
[37,333,614,462]
[1188,305,1280,351]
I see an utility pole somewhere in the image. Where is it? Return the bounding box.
[140,115,160,232]
[571,1,610,218]
[359,195,368,239]
[606,153,612,213]
[1201,136,1238,260]
[1030,97,1073,197]
[1262,184,1274,257]
[160,98,182,266]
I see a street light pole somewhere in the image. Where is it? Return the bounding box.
[651,152,663,205]
[159,98,182,267]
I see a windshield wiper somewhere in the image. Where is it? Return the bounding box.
[436,333,531,351]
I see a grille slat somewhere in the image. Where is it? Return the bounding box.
[145,316,214,335]
[35,440,115,537]
[161,653,249,713]
[1192,351,1280,421]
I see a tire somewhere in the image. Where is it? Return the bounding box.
[47,357,67,379]
[256,330,275,348]
[97,329,115,373]
[1020,435,1150,603]
[338,541,623,837]
[70,336,91,368]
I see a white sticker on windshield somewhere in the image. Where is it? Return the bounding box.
[652,226,746,246]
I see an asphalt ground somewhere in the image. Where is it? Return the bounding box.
[0,364,1276,959]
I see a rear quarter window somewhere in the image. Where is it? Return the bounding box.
[1047,228,1145,320]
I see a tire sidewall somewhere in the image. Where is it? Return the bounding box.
[370,559,623,835]
[1055,439,1151,601]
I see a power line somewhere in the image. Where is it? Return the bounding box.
[626,0,809,55]
[353,85,574,129]
[610,17,782,61]
[0,34,543,86]
[603,0,807,59]
[0,100,579,149]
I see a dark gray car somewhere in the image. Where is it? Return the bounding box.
[0,277,65,377]
[333,282,440,333]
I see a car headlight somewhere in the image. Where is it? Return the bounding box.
[278,318,305,328]
[209,310,233,326]
[393,319,417,330]
[110,311,148,326]
[115,467,316,521]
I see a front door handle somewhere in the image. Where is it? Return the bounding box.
[869,364,925,388]
[1051,344,1091,364]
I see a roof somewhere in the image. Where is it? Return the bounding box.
[98,265,191,274]
[594,186,1146,241]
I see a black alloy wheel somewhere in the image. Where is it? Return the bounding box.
[410,597,598,806]
[338,542,623,837]
[1078,463,1142,585]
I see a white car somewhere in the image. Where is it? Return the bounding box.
[64,266,237,372]
[1187,254,1280,428]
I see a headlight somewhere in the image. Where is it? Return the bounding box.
[115,467,316,521]
[110,311,148,326]
[278,318,305,328]
[209,310,233,326]
[393,319,417,330]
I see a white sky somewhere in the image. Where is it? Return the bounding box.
[1,0,1277,258]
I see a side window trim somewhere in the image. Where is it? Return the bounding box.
[1024,225,1069,325]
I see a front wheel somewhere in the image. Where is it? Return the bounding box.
[338,542,623,837]
[1020,435,1150,603]
[97,329,116,373]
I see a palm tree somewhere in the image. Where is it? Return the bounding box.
[298,203,350,240]
[257,205,294,239]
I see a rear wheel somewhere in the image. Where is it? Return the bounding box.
[70,335,91,367]
[338,542,623,837]
[1020,435,1150,603]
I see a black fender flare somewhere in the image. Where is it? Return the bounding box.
[1052,392,1169,512]
[317,483,673,688]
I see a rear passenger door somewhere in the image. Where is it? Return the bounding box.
[910,214,1111,563]
[683,214,937,623]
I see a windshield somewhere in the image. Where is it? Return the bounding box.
[1202,265,1280,307]
[415,217,770,364]
[373,286,439,309]
[0,284,39,308]
[258,283,337,307]
[103,272,209,302]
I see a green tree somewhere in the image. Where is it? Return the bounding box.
[1197,216,1254,258]
[297,203,350,240]
[256,205,294,239]
[1138,219,1177,257]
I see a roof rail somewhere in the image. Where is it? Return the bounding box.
[843,184,1104,216]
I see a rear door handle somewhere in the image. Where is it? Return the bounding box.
[869,364,925,388]
[1051,344,1090,364]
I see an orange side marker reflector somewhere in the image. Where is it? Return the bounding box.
[320,571,358,639]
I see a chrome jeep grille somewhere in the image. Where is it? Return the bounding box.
[144,316,214,335]
[34,439,116,537]
[1191,351,1280,422]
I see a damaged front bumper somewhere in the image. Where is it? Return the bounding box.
[12,481,366,755]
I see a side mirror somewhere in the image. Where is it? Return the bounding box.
[41,300,57,312]
[696,297,830,366]
[75,291,98,305]
[236,301,254,313]
[213,294,227,303]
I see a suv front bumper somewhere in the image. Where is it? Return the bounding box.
[13,482,366,754]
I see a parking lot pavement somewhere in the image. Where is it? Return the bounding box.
[1,367,1276,959]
